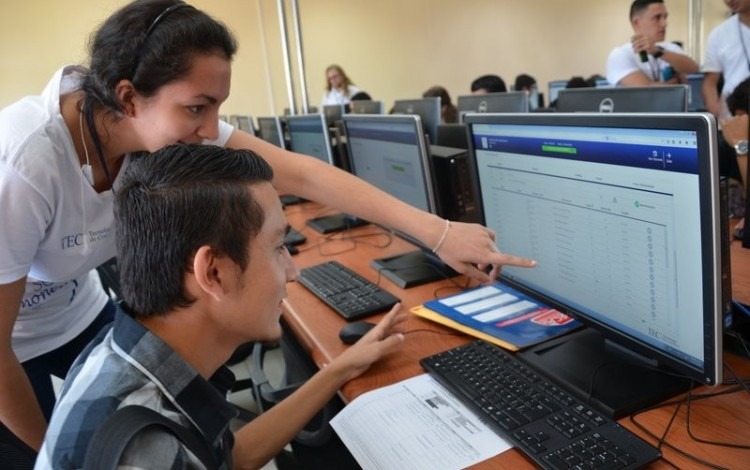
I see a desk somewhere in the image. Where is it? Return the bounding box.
[281,202,750,469]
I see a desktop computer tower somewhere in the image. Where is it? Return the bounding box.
[429,145,480,223]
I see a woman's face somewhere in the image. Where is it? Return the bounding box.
[130,53,231,152]
[327,68,344,89]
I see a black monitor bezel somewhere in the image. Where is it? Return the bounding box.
[465,112,723,387]
[456,91,530,118]
[256,116,285,148]
[555,85,689,112]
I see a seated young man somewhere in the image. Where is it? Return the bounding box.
[36,144,407,469]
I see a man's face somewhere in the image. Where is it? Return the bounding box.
[632,3,669,42]
[223,182,299,342]
[725,0,750,14]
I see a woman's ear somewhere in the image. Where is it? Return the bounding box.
[115,79,137,117]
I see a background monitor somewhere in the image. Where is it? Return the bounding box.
[555,85,688,112]
[286,114,334,165]
[548,79,568,105]
[465,112,723,418]
[392,97,441,147]
[456,91,530,120]
[257,116,285,148]
[323,104,346,126]
[229,114,256,135]
[349,100,384,114]
[342,114,456,287]
[595,78,611,88]
[686,73,707,111]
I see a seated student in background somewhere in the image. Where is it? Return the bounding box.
[322,64,360,106]
[721,77,750,238]
[470,74,507,94]
[344,91,372,112]
[36,144,409,468]
[514,74,543,108]
[549,76,591,109]
[606,0,698,86]
[422,85,458,123]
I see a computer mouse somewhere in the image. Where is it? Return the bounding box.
[339,321,376,345]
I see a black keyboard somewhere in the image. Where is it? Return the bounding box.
[420,341,661,470]
[298,261,400,320]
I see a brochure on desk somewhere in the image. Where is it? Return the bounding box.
[415,282,581,351]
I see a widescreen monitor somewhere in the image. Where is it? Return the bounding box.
[229,115,256,135]
[456,91,530,122]
[548,79,568,105]
[286,114,333,165]
[687,73,707,111]
[555,85,688,112]
[342,114,456,287]
[465,112,723,418]
[349,100,384,114]
[392,97,441,147]
[257,116,285,148]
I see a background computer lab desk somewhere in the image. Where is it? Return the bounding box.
[280,202,750,469]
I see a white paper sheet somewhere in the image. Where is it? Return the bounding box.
[331,374,512,470]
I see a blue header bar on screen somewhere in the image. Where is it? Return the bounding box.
[470,124,700,174]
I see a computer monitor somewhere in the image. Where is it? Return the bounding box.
[687,73,707,111]
[257,116,285,148]
[436,123,469,149]
[392,97,441,146]
[595,78,611,88]
[349,100,384,114]
[465,112,723,418]
[456,92,530,122]
[548,79,568,105]
[342,114,457,287]
[229,115,256,135]
[286,114,334,165]
[323,104,345,126]
[555,85,689,112]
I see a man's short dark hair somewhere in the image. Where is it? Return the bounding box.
[727,77,750,115]
[630,0,664,20]
[514,74,536,91]
[115,144,274,317]
[471,74,507,93]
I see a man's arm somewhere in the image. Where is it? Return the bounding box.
[0,278,47,451]
[702,72,723,118]
[231,305,407,469]
[721,114,749,186]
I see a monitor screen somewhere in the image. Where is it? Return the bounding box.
[457,91,530,117]
[286,114,333,165]
[548,79,568,105]
[349,100,384,115]
[392,97,441,147]
[687,73,707,111]
[257,116,285,148]
[342,114,456,287]
[556,85,688,112]
[466,112,723,417]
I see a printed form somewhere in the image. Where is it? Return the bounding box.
[330,374,511,470]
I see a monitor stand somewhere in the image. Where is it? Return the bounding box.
[371,250,457,289]
[517,328,692,419]
[305,213,368,234]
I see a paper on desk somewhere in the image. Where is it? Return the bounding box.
[330,373,512,470]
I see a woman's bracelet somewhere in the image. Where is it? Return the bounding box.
[432,219,451,254]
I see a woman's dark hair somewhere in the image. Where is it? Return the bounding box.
[423,85,458,124]
[727,77,750,116]
[81,0,238,119]
[115,145,273,317]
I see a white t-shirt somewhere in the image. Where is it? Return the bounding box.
[0,66,233,361]
[321,85,360,106]
[606,41,685,86]
[702,14,750,119]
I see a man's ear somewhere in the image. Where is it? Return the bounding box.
[191,246,230,302]
[115,79,137,117]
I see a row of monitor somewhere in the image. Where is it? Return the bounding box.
[276,110,725,420]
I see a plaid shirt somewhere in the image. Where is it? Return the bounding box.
[35,308,237,469]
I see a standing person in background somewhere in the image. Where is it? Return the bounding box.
[0,0,536,456]
[702,0,750,120]
[606,0,698,86]
[422,85,458,124]
[321,64,360,106]
[470,74,507,94]
[721,77,750,238]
